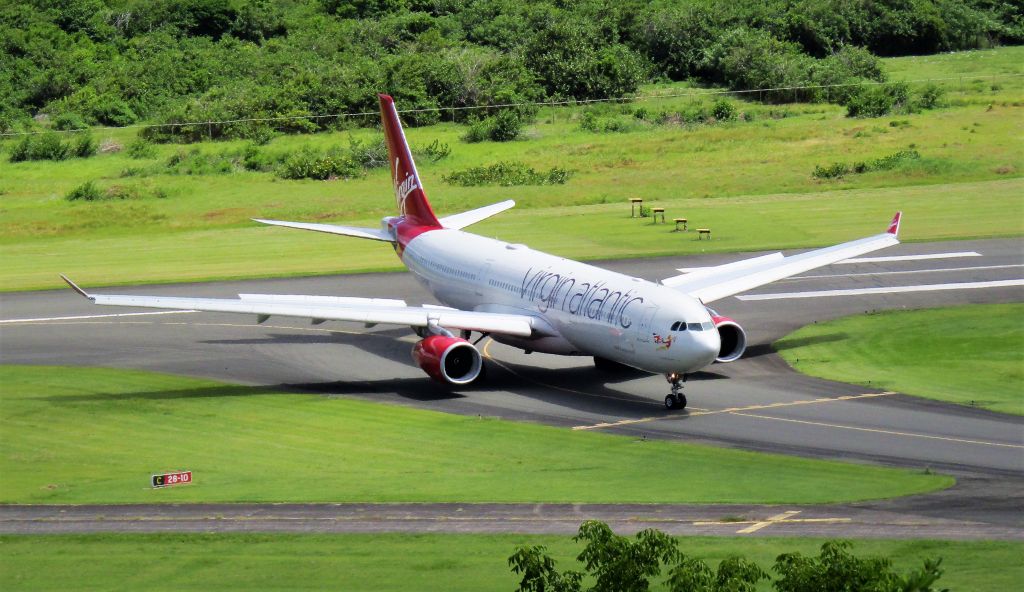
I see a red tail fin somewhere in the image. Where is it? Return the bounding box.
[887,211,902,236]
[379,94,441,228]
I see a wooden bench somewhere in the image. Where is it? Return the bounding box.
[673,218,688,232]
[629,198,643,218]
[651,207,665,223]
[697,228,711,240]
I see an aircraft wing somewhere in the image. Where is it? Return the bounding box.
[60,277,536,337]
[662,212,902,304]
[252,219,394,242]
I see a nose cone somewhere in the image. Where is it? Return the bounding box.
[693,326,721,369]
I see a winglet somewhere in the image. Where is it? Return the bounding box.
[887,211,902,237]
[60,274,94,300]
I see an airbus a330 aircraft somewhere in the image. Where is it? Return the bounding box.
[63,94,902,410]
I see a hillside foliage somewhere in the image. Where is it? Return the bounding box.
[1,0,1021,139]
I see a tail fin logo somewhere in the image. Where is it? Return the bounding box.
[393,157,419,218]
[887,211,902,236]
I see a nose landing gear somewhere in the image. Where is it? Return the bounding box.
[664,372,687,410]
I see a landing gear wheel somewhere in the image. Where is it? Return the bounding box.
[664,394,688,410]
[664,372,688,410]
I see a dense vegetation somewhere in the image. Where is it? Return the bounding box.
[2,0,1021,140]
[510,522,947,592]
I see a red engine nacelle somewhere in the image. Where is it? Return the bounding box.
[412,335,483,385]
[709,313,747,363]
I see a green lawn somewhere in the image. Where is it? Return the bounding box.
[1,533,1019,592]
[0,365,950,504]
[776,304,1024,415]
[0,48,1021,291]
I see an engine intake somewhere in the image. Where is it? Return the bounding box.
[412,335,483,385]
[710,315,747,363]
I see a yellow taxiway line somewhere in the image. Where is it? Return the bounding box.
[571,392,897,431]
[731,411,1024,449]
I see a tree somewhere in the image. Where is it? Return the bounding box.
[773,540,948,592]
[509,524,946,592]
[575,520,679,592]
[509,545,583,592]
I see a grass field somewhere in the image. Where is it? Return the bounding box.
[0,48,1021,291]
[1,533,1020,591]
[776,303,1024,415]
[0,365,950,504]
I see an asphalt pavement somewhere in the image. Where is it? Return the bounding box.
[1,237,1022,537]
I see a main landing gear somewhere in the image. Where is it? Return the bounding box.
[664,372,687,410]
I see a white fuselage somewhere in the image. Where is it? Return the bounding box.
[399,228,720,374]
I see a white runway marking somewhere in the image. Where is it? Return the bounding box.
[788,264,1023,281]
[0,310,197,324]
[676,252,983,274]
[838,251,981,264]
[731,412,1024,449]
[736,279,1024,301]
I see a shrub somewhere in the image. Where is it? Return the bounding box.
[443,161,571,187]
[462,110,523,143]
[489,109,522,142]
[579,111,634,133]
[346,138,388,169]
[165,148,239,175]
[53,113,88,131]
[845,83,911,118]
[65,181,104,201]
[72,133,97,158]
[9,133,71,162]
[462,118,490,143]
[66,181,168,201]
[812,162,850,179]
[712,99,737,121]
[277,147,362,180]
[814,150,921,179]
[916,82,946,110]
[126,138,158,159]
[868,149,921,171]
[414,139,451,162]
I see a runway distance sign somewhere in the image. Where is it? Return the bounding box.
[152,471,192,488]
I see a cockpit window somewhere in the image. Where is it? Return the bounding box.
[671,321,680,331]
[683,322,716,331]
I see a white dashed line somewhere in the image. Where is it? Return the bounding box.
[838,252,982,264]
[0,310,198,324]
[736,279,1024,301]
[788,264,1023,281]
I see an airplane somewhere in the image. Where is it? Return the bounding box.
[62,94,902,410]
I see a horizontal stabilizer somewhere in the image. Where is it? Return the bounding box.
[253,219,393,242]
[439,200,515,230]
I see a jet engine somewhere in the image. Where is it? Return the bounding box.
[709,312,747,363]
[412,335,483,385]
